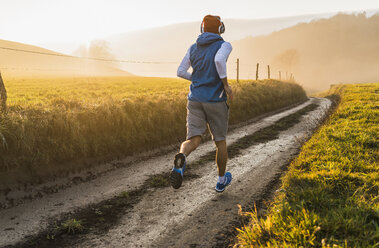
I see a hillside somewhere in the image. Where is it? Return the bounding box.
[230,13,379,91]
[0,39,132,77]
[104,13,335,77]
[102,11,379,86]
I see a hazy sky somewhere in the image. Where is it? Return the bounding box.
[1,0,378,45]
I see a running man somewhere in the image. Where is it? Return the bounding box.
[170,15,233,192]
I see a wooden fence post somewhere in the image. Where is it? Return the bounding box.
[236,58,239,83]
[279,71,281,80]
[256,63,259,80]
[0,71,7,114]
[267,65,270,79]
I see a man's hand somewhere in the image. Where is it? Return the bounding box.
[221,78,233,101]
[224,84,233,101]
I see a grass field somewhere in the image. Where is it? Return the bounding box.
[0,76,307,185]
[235,83,379,247]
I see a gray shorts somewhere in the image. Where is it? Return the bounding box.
[186,100,229,141]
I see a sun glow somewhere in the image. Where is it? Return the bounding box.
[0,0,378,47]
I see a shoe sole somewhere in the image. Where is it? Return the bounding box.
[215,179,232,193]
[169,170,182,189]
[215,183,230,193]
[215,188,225,193]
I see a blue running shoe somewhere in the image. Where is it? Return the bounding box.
[170,153,186,189]
[215,172,232,192]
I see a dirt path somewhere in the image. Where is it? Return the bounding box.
[0,98,331,248]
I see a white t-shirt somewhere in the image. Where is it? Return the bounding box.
[177,42,233,81]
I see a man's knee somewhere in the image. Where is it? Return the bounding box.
[215,139,226,148]
[189,136,202,147]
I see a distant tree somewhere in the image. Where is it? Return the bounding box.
[274,49,300,72]
[73,40,117,67]
[88,40,115,60]
[73,45,88,57]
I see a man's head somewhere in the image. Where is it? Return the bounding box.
[201,15,225,35]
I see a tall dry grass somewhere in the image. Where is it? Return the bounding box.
[0,77,306,184]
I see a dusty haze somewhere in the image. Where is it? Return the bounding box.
[107,12,379,92]
[104,13,336,77]
[0,12,378,92]
[230,13,379,92]
[0,39,132,78]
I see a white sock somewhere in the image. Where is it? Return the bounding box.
[218,176,226,184]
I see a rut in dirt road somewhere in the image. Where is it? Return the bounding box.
[0,98,331,248]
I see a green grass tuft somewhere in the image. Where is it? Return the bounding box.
[119,191,130,198]
[235,83,379,247]
[61,218,84,234]
[147,173,170,188]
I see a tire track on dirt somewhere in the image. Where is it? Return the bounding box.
[0,98,330,248]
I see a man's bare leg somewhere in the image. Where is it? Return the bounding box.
[214,139,231,192]
[179,136,202,157]
[170,136,201,189]
[215,140,227,176]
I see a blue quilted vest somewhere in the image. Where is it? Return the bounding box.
[188,32,226,102]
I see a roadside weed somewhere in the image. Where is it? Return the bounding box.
[61,218,84,234]
[236,83,379,247]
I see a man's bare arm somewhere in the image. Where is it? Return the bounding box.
[221,77,233,101]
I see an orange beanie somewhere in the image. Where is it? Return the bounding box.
[202,15,222,34]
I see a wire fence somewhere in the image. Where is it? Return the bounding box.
[0,46,179,64]
[0,46,297,113]
[0,67,84,72]
[0,46,296,81]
